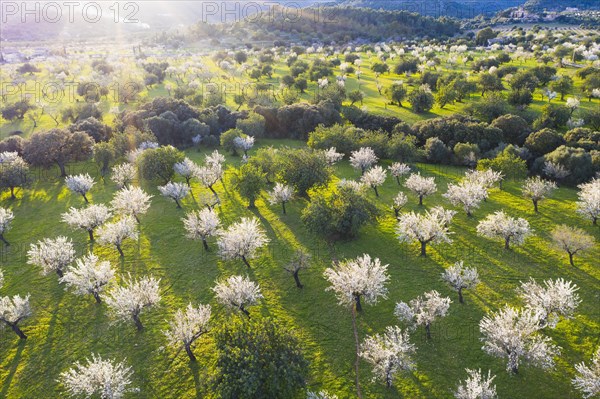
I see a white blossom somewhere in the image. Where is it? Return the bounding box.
[396,211,452,256]
[195,164,223,200]
[388,163,411,184]
[104,274,160,330]
[158,181,189,208]
[479,305,560,373]
[164,303,211,361]
[566,97,580,112]
[443,182,487,216]
[307,391,338,399]
[216,217,269,268]
[442,261,480,304]
[323,254,389,311]
[576,178,600,225]
[350,147,378,174]
[392,192,408,217]
[0,293,31,339]
[268,183,294,214]
[205,150,225,167]
[518,278,580,329]
[233,136,255,155]
[27,236,75,278]
[454,369,497,399]
[62,204,112,241]
[522,177,556,213]
[0,207,14,245]
[542,161,570,181]
[60,354,133,399]
[111,186,152,223]
[405,173,437,205]
[97,216,139,258]
[360,165,386,197]
[182,208,220,250]
[573,347,600,399]
[212,275,262,317]
[464,169,503,190]
[60,253,115,303]
[324,147,343,165]
[111,163,136,189]
[337,179,366,192]
[360,326,415,388]
[395,290,451,339]
[550,224,595,266]
[476,211,532,250]
[174,158,200,186]
[65,174,95,203]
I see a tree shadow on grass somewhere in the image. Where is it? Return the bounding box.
[0,339,26,397]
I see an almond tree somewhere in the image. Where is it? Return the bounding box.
[550,224,595,266]
[205,149,225,168]
[60,253,115,304]
[158,181,189,208]
[476,211,532,250]
[111,163,137,189]
[572,347,600,399]
[111,186,152,223]
[405,173,437,205]
[284,250,311,289]
[97,216,139,258]
[443,182,487,216]
[164,303,211,361]
[182,208,220,251]
[65,173,95,203]
[441,261,480,304]
[430,206,457,227]
[0,293,31,339]
[518,278,580,329]
[268,183,294,214]
[27,236,75,278]
[465,169,503,191]
[174,158,200,187]
[391,192,408,218]
[104,274,160,331]
[360,325,415,388]
[522,176,556,213]
[388,163,410,185]
[216,217,269,268]
[196,164,223,202]
[0,207,14,245]
[576,178,600,225]
[212,275,262,318]
[350,147,378,174]
[454,369,497,399]
[395,290,451,339]
[360,165,386,197]
[60,354,133,399]
[396,211,452,256]
[234,135,255,156]
[324,147,343,165]
[62,204,112,241]
[479,305,560,374]
[323,254,389,312]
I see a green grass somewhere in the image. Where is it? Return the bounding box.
[0,139,598,398]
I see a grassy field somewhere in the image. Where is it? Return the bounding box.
[0,138,598,398]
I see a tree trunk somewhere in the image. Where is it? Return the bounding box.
[10,323,27,339]
[533,199,538,213]
[425,323,431,340]
[354,295,362,312]
[504,237,510,250]
[419,195,423,206]
[373,186,379,197]
[248,198,255,208]
[394,208,399,218]
[293,271,303,289]
[10,187,15,199]
[117,244,125,258]
[395,176,400,185]
[458,288,464,304]
[568,252,575,267]
[56,268,64,278]
[57,161,67,177]
[134,214,141,224]
[593,217,597,226]
[466,210,472,217]
[82,193,89,203]
[420,241,427,257]
[88,230,94,242]
[282,201,286,214]
[92,291,102,304]
[133,313,143,331]
[0,234,9,246]
[240,305,250,318]
[202,238,209,251]
[241,255,251,269]
[185,342,197,361]
[174,199,181,208]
